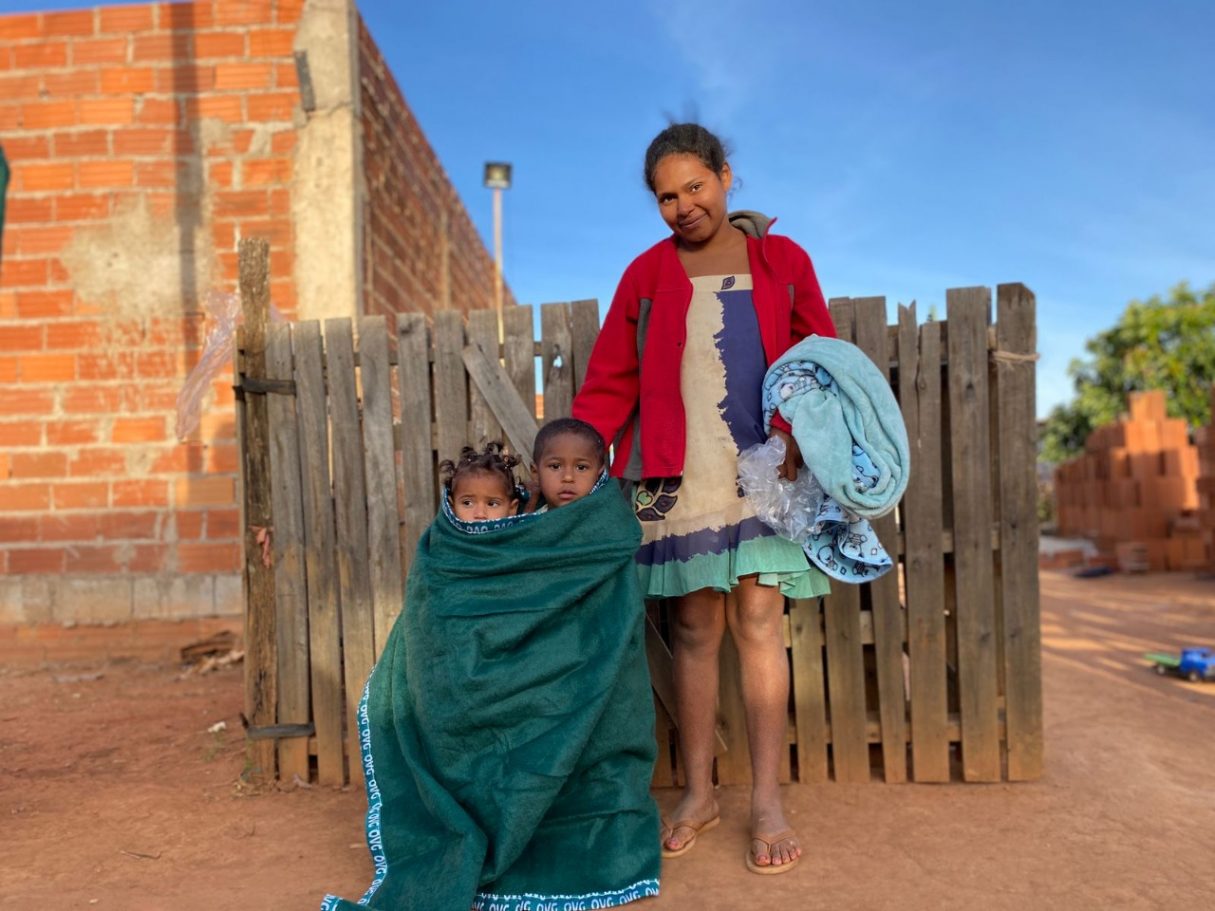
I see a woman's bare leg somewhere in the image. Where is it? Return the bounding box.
[727,576,801,868]
[662,587,726,851]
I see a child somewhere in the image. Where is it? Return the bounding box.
[439,442,520,522]
[321,418,660,911]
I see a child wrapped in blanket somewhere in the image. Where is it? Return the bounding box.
[322,419,661,911]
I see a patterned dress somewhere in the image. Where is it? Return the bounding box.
[634,273,830,599]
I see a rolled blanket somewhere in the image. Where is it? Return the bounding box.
[321,478,661,911]
[763,336,910,518]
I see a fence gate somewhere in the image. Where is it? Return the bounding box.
[235,239,1043,786]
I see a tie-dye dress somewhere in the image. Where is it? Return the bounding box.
[633,273,831,599]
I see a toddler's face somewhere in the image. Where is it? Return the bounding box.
[533,434,601,508]
[451,471,517,522]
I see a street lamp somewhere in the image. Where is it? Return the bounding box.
[483,161,511,345]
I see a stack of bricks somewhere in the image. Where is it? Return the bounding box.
[1053,390,1204,571]
[1194,385,1215,573]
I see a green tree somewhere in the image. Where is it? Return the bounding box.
[1039,281,1215,464]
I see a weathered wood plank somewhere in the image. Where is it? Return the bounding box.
[433,310,468,467]
[995,283,1043,780]
[789,597,828,783]
[237,237,276,782]
[503,304,536,471]
[851,296,908,783]
[541,302,573,421]
[900,308,950,782]
[570,298,600,394]
[651,694,676,788]
[293,320,346,786]
[396,314,435,581]
[715,620,752,785]
[946,287,1001,782]
[265,323,310,784]
[358,316,404,659]
[467,308,504,448]
[325,318,376,786]
[462,340,540,464]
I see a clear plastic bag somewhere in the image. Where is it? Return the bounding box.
[737,436,825,542]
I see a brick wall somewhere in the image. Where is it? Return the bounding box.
[1,1,507,626]
[357,16,510,321]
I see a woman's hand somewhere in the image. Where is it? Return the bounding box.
[769,428,803,481]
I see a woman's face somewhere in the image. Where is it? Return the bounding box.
[652,153,733,247]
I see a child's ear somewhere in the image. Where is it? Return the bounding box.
[529,461,537,476]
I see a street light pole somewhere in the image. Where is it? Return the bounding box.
[483,162,512,348]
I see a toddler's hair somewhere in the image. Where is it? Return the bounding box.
[643,122,730,192]
[532,417,606,467]
[439,441,519,495]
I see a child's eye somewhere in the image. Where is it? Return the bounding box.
[690,183,701,192]
[488,499,501,507]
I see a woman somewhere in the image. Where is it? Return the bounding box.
[572,122,835,875]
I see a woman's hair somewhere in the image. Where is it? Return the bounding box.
[643,122,730,192]
[532,417,606,467]
[439,441,519,495]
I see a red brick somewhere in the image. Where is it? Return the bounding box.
[274,62,298,89]
[44,9,95,37]
[111,416,167,443]
[15,41,68,68]
[276,0,305,22]
[0,14,41,40]
[0,324,45,350]
[132,32,193,61]
[0,420,43,446]
[158,1,215,30]
[78,353,136,381]
[65,545,126,572]
[214,62,273,90]
[62,387,122,414]
[43,70,102,96]
[15,229,75,257]
[177,540,240,573]
[0,293,16,320]
[46,420,99,446]
[153,444,204,473]
[1,483,52,510]
[136,97,181,125]
[136,350,183,379]
[68,448,127,477]
[99,5,156,33]
[19,353,75,382]
[48,259,70,283]
[44,321,102,350]
[101,510,159,539]
[0,104,20,130]
[6,197,54,223]
[211,220,236,250]
[53,130,110,158]
[0,73,41,99]
[195,32,246,58]
[71,37,128,66]
[100,66,157,94]
[2,135,51,159]
[127,543,169,572]
[9,547,67,573]
[16,290,73,318]
[246,93,296,122]
[0,516,39,543]
[176,510,205,539]
[55,194,110,222]
[17,161,75,191]
[0,357,17,382]
[113,478,170,507]
[268,188,290,214]
[213,0,273,27]
[113,128,194,156]
[39,513,102,542]
[53,481,109,509]
[205,442,239,473]
[9,452,68,478]
[134,160,192,188]
[78,160,136,189]
[208,161,234,188]
[78,97,135,126]
[174,474,235,506]
[205,507,240,538]
[270,129,296,154]
[248,28,294,56]
[155,64,215,93]
[0,388,55,417]
[214,190,268,217]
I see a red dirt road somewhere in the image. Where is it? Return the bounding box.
[2,570,1214,910]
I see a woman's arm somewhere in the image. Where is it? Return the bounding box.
[571,268,642,450]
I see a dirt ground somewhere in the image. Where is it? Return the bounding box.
[2,570,1214,911]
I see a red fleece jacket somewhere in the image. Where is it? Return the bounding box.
[572,225,836,479]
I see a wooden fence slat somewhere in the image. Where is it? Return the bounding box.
[789,597,828,782]
[570,299,600,393]
[396,314,435,581]
[823,298,870,783]
[467,309,504,448]
[325,318,376,786]
[462,341,540,463]
[238,237,276,782]
[651,695,675,788]
[541,302,573,420]
[851,296,908,783]
[900,308,950,782]
[996,283,1043,780]
[294,320,346,786]
[433,310,468,468]
[946,287,1001,782]
[265,323,310,784]
[504,305,536,416]
[358,316,404,660]
[715,619,752,785]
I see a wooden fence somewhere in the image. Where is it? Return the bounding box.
[235,241,1042,786]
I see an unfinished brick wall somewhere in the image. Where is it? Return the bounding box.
[357,16,510,321]
[0,1,507,626]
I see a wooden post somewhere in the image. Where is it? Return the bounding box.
[238,237,276,782]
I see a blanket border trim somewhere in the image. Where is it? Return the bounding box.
[471,878,661,910]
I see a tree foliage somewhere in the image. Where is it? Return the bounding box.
[1039,282,1215,464]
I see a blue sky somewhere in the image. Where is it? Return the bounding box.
[6,0,1213,417]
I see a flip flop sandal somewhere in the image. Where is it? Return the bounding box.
[746,830,801,875]
[660,815,720,859]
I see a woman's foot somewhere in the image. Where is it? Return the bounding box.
[748,799,801,870]
[660,793,720,856]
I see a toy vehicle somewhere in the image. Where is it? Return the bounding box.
[1145,647,1215,682]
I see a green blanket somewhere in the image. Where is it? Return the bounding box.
[322,479,661,911]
